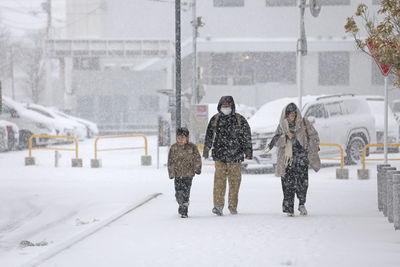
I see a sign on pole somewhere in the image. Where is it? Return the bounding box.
[367,41,392,163]
[367,41,392,76]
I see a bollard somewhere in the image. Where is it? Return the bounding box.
[141,155,152,166]
[377,164,391,212]
[336,168,349,179]
[25,157,35,166]
[71,158,83,168]
[91,159,102,168]
[357,169,369,179]
[54,151,61,168]
[387,171,400,223]
[393,174,400,230]
[382,167,396,217]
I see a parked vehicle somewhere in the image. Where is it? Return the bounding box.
[0,97,56,148]
[248,94,376,171]
[364,96,399,153]
[51,109,99,138]
[0,120,19,151]
[24,103,87,141]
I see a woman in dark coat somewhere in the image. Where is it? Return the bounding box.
[264,103,320,216]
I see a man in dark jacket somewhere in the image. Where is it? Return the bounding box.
[203,96,252,216]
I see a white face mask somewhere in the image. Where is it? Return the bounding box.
[221,107,232,115]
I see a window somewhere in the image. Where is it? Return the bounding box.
[139,95,159,112]
[318,52,349,86]
[77,96,94,120]
[325,102,343,117]
[73,57,100,70]
[320,0,350,5]
[210,53,231,85]
[305,104,326,119]
[202,52,295,85]
[214,0,244,7]
[253,52,296,84]
[266,0,295,7]
[98,96,113,123]
[372,0,382,5]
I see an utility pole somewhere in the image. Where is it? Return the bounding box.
[9,47,15,100]
[191,0,204,105]
[42,0,52,105]
[297,0,321,109]
[191,0,197,105]
[175,0,181,129]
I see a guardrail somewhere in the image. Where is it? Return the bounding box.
[28,135,79,158]
[94,134,148,159]
[362,144,400,169]
[319,143,344,168]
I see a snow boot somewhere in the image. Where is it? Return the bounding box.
[298,205,308,216]
[212,206,223,216]
[229,208,238,215]
[181,213,188,218]
[286,212,295,217]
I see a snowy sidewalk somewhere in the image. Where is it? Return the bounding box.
[37,169,400,267]
[1,137,400,267]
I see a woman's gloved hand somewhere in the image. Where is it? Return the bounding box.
[263,145,271,154]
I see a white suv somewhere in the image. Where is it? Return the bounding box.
[249,94,376,169]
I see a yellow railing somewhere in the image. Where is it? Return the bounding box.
[319,143,344,168]
[94,134,148,159]
[28,135,79,158]
[362,144,400,169]
[199,143,344,168]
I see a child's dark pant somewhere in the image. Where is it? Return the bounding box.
[174,177,193,214]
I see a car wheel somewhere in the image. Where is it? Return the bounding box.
[345,135,366,165]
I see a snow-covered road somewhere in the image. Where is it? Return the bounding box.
[1,137,400,267]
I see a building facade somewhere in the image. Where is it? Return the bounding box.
[62,0,394,132]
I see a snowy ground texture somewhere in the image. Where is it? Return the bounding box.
[1,136,400,267]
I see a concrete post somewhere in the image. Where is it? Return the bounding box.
[71,158,83,168]
[393,173,400,230]
[393,174,400,230]
[91,159,102,168]
[336,168,349,179]
[357,168,369,179]
[25,157,35,166]
[377,164,391,212]
[382,167,396,217]
[387,170,400,223]
[141,155,152,166]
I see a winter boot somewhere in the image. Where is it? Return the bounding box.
[286,212,295,217]
[212,206,223,216]
[181,213,188,218]
[298,205,308,216]
[178,205,184,215]
[229,208,238,215]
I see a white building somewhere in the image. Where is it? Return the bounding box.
[61,0,394,132]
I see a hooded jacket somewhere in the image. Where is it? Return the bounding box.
[270,103,321,177]
[203,96,252,163]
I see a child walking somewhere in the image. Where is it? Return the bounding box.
[168,127,202,218]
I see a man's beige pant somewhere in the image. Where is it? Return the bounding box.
[213,161,242,210]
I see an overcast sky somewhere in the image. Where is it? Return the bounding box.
[0,0,66,37]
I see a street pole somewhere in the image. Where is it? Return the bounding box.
[175,0,181,129]
[384,75,388,163]
[297,0,306,110]
[191,0,198,105]
[9,47,15,100]
[45,0,52,105]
